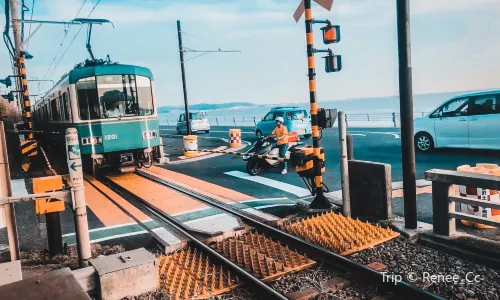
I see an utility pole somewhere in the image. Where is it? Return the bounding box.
[9,0,23,111]
[396,0,417,229]
[177,20,191,136]
[175,20,241,136]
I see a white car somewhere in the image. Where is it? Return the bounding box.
[414,90,500,152]
[176,111,210,134]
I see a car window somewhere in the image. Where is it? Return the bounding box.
[289,110,308,120]
[273,112,284,120]
[179,114,185,122]
[263,113,274,121]
[468,95,498,116]
[435,98,469,118]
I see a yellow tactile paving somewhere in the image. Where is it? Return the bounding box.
[146,166,254,203]
[281,211,400,256]
[106,172,209,215]
[158,247,240,300]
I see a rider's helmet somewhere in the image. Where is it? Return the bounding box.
[275,116,284,123]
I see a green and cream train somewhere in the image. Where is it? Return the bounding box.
[32,62,161,171]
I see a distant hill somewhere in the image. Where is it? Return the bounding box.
[157,102,256,113]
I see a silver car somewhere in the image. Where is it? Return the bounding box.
[176,111,210,134]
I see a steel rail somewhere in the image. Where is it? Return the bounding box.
[96,175,287,300]
[136,170,274,224]
[136,170,443,300]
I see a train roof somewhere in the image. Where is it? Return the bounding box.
[67,63,154,84]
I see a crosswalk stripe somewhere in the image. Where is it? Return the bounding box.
[224,171,311,197]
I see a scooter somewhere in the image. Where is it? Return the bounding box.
[242,134,306,176]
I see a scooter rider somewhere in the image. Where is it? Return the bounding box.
[268,116,289,175]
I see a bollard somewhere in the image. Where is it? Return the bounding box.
[229,129,242,148]
[392,112,396,127]
[233,117,236,126]
[216,118,219,126]
[346,134,354,160]
[65,128,91,267]
[338,111,351,216]
[183,135,198,157]
[254,117,256,125]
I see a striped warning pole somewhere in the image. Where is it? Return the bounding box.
[173,148,290,162]
[18,54,33,141]
[304,0,330,209]
[17,53,37,172]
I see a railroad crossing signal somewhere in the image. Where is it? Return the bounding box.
[293,0,333,22]
[293,0,342,209]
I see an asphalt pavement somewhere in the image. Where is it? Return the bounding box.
[160,125,500,223]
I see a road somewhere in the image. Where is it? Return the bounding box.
[160,125,500,223]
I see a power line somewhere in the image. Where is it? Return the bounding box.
[25,0,35,51]
[45,0,101,83]
[38,0,88,91]
[181,30,238,52]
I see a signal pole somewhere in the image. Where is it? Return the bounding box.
[304,0,329,209]
[396,0,417,229]
[176,20,191,136]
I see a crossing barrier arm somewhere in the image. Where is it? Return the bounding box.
[0,190,72,205]
[173,148,292,163]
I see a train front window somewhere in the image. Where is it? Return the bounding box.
[76,74,154,120]
[97,74,153,119]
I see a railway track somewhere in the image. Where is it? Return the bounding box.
[91,169,443,300]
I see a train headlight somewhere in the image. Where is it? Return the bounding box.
[81,136,102,146]
[142,130,158,140]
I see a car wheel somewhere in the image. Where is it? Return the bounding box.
[176,127,180,135]
[415,132,434,152]
[256,130,263,138]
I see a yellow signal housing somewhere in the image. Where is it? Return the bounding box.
[32,175,66,215]
[296,146,325,177]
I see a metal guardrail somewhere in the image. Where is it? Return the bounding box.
[425,169,500,236]
[161,112,429,127]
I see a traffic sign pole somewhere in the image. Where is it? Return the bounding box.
[304,0,331,209]
[66,128,91,267]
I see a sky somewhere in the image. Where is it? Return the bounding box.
[1,0,499,107]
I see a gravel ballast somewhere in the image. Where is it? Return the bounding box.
[349,237,500,300]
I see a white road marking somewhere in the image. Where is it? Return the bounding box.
[349,133,366,137]
[224,171,311,197]
[348,131,400,139]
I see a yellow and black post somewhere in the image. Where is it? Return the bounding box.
[17,52,37,172]
[304,0,330,209]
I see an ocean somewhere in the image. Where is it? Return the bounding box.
[158,90,484,128]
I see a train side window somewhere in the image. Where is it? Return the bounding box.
[58,93,65,121]
[76,77,99,120]
[63,92,70,121]
[51,99,59,121]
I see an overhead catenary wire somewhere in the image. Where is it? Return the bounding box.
[38,0,89,92]
[25,0,35,51]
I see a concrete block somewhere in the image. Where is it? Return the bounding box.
[348,160,392,220]
[366,262,387,271]
[90,248,158,300]
[0,260,22,286]
[323,276,350,293]
[391,216,433,240]
[155,157,170,164]
[286,287,320,300]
